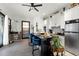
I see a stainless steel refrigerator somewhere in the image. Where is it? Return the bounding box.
[65,19,79,55]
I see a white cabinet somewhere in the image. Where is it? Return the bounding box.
[64,6,79,21]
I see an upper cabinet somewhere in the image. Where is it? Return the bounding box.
[64,5,79,21]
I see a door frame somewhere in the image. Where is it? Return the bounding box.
[21,21,30,39]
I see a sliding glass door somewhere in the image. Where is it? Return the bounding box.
[0,13,5,47]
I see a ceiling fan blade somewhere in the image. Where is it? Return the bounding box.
[29,7,31,11]
[34,4,42,7]
[22,4,31,7]
[34,7,39,12]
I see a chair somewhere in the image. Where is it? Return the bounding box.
[30,34,41,56]
[29,33,34,46]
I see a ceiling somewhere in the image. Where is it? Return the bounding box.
[0,3,68,20]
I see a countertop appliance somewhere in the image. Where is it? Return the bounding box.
[65,19,79,55]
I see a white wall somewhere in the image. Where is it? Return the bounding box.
[0,4,34,33]
[54,12,64,28]
[0,4,66,34]
[11,19,22,32]
[46,12,65,29]
[33,12,65,33]
[0,4,22,32]
[33,16,44,33]
[11,16,34,33]
[11,12,65,33]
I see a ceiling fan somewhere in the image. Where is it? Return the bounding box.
[22,3,42,12]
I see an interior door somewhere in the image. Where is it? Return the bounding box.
[22,21,30,39]
[0,13,4,47]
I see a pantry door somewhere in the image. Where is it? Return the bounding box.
[22,21,30,39]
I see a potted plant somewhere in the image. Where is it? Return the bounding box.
[51,35,63,49]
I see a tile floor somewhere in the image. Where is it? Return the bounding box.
[0,38,74,56]
[64,51,74,56]
[0,39,32,56]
